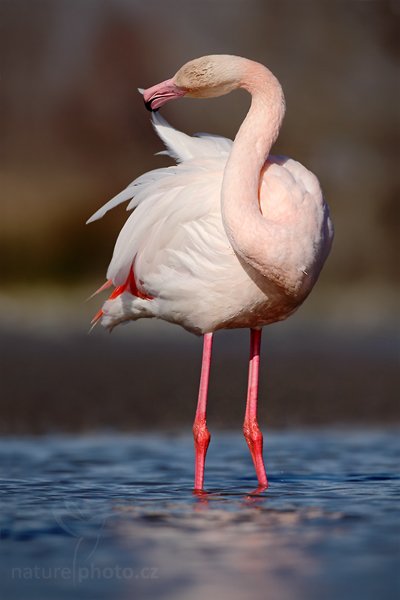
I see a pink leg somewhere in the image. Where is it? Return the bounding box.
[243,328,268,488]
[193,332,213,490]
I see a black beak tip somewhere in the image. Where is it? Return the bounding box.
[144,99,158,113]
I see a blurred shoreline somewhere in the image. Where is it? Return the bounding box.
[1,282,398,333]
[1,286,398,434]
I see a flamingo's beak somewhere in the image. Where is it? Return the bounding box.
[142,78,186,112]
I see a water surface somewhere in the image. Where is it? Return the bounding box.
[1,430,399,600]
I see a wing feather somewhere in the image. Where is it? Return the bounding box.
[150,112,232,162]
[86,115,232,223]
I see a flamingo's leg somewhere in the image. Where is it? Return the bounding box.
[193,332,213,490]
[243,328,268,488]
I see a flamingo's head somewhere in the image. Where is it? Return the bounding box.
[143,55,244,112]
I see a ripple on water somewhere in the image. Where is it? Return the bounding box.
[0,430,399,600]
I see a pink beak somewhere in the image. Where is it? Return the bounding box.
[143,78,186,111]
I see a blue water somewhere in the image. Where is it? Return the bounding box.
[0,430,399,600]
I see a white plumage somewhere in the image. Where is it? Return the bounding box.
[88,113,332,335]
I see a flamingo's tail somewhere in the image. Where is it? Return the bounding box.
[90,261,153,329]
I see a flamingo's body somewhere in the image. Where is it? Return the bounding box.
[88,55,333,491]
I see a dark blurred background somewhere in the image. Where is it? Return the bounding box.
[0,0,399,432]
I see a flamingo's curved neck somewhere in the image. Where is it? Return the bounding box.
[221,63,288,287]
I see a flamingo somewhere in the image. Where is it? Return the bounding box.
[87,55,333,491]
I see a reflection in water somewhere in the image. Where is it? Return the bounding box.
[0,430,399,600]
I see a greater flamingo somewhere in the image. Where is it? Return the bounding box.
[87,55,333,491]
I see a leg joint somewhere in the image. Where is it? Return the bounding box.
[193,418,211,446]
[243,419,263,445]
